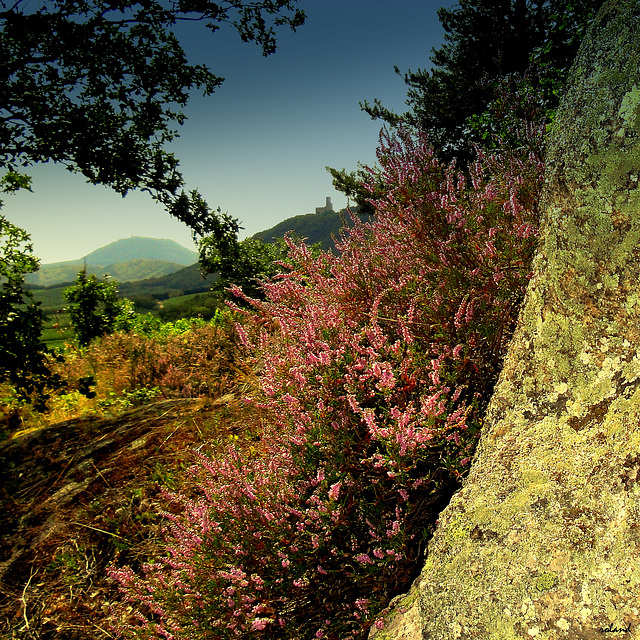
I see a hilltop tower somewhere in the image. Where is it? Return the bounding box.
[315,197,334,215]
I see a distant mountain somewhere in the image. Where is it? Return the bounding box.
[253,206,371,251]
[26,210,372,290]
[25,237,198,287]
[25,259,188,287]
[84,237,197,266]
[117,263,218,299]
[27,209,376,319]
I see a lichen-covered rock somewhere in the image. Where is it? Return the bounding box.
[369,576,424,640]
[407,1,640,638]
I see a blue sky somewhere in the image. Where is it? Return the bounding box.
[4,0,451,264]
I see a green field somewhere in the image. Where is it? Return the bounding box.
[31,286,67,313]
[156,291,222,321]
[41,312,74,349]
[26,287,72,348]
[30,285,222,348]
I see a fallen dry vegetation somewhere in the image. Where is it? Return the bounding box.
[0,394,261,639]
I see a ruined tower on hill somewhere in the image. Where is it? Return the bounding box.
[315,197,333,215]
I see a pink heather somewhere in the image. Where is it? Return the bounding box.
[328,481,342,501]
[251,618,268,631]
[354,553,373,565]
[111,109,544,639]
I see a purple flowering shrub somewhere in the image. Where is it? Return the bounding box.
[111,124,544,639]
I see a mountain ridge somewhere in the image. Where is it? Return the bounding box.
[82,236,197,266]
[253,206,369,251]
[29,208,368,288]
[26,237,198,287]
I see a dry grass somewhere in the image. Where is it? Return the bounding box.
[0,315,269,638]
[0,393,266,639]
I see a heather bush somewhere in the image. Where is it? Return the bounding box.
[111,123,544,639]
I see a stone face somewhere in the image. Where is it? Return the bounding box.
[411,1,640,638]
[368,576,424,640]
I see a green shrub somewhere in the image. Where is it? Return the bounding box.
[0,213,60,409]
[64,269,134,346]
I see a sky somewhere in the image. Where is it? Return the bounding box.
[4,0,451,264]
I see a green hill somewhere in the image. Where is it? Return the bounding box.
[100,259,188,283]
[84,236,197,266]
[253,206,371,251]
[117,263,217,300]
[24,260,84,287]
[25,258,187,287]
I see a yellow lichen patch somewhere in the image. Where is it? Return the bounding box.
[621,353,640,384]
[445,510,477,542]
[535,571,559,592]
[617,84,640,129]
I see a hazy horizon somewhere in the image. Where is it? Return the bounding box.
[3,0,450,264]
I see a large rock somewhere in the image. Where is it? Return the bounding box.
[377,1,640,637]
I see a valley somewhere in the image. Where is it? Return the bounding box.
[28,206,363,346]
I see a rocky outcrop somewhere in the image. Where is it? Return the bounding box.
[376,1,640,637]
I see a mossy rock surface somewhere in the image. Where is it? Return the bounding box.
[376,2,640,638]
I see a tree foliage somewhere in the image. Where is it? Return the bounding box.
[0,0,304,227]
[0,0,306,360]
[0,205,56,409]
[64,269,134,346]
[198,224,291,300]
[325,165,381,216]
[361,0,604,162]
